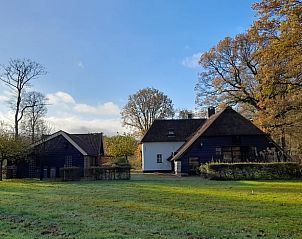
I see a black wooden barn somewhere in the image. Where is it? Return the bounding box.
[171,107,287,175]
[10,131,104,179]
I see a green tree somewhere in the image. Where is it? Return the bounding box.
[0,134,30,181]
[104,135,137,162]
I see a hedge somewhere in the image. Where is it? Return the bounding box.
[200,162,302,180]
[59,165,131,181]
[83,165,131,180]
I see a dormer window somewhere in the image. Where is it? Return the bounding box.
[167,129,175,137]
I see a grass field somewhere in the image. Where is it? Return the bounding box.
[0,175,301,239]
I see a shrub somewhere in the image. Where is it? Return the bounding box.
[84,166,131,180]
[200,162,302,180]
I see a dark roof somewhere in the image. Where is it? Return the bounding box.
[68,133,103,156]
[141,119,206,142]
[172,107,266,161]
[33,131,103,157]
[202,107,265,136]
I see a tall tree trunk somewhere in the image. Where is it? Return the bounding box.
[31,113,35,143]
[14,89,22,139]
[14,113,19,139]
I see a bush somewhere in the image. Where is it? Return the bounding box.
[200,162,302,180]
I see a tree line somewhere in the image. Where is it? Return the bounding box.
[121,0,302,156]
[195,0,301,155]
[0,59,50,180]
[0,58,50,141]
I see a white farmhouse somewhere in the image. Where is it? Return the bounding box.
[140,118,205,172]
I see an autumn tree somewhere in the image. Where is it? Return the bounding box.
[0,59,46,138]
[195,0,302,153]
[251,0,302,149]
[121,87,175,136]
[20,91,48,143]
[104,135,137,161]
[195,33,260,113]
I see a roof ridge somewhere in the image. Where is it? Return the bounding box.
[154,118,206,121]
[171,108,225,161]
[140,118,206,143]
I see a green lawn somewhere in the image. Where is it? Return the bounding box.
[0,175,301,239]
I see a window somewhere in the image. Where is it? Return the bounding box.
[167,129,175,137]
[157,154,162,163]
[222,147,233,162]
[222,147,245,163]
[64,155,73,167]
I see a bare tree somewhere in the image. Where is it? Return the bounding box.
[0,59,46,138]
[121,87,174,136]
[195,33,260,111]
[21,91,48,143]
[176,108,194,119]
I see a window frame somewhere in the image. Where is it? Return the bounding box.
[156,154,163,163]
[64,155,73,168]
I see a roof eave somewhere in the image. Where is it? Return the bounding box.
[31,130,88,156]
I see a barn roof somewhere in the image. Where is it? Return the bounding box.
[140,118,206,142]
[171,107,266,161]
[32,131,103,157]
[68,133,103,156]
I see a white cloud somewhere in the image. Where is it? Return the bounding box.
[47,91,76,105]
[0,95,9,103]
[73,103,97,114]
[0,90,124,136]
[0,110,14,125]
[182,52,202,69]
[46,91,122,135]
[0,89,14,104]
[73,102,119,116]
[46,116,124,135]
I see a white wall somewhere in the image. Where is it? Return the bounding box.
[142,142,184,171]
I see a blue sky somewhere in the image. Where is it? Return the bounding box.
[0,0,256,135]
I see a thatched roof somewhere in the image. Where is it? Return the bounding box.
[141,119,206,142]
[171,107,266,161]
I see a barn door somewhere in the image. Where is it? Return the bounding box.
[188,157,200,175]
